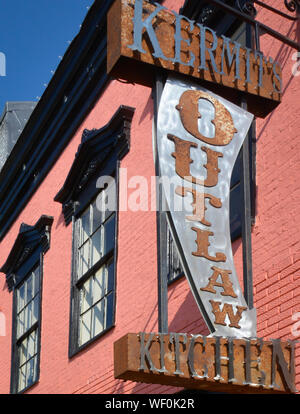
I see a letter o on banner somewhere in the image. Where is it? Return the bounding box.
[176,90,237,146]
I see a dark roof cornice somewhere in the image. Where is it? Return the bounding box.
[0,215,54,290]
[0,0,115,241]
[55,105,135,225]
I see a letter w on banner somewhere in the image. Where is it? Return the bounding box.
[157,76,256,338]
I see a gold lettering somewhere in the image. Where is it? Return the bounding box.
[176,90,237,146]
[191,227,226,262]
[201,266,237,298]
[209,300,247,329]
[201,146,223,187]
[175,186,222,226]
[168,134,223,187]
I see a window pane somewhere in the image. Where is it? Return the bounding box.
[78,240,89,278]
[26,274,34,303]
[103,214,115,256]
[19,338,27,366]
[95,191,104,221]
[79,309,91,346]
[91,200,102,233]
[103,182,116,220]
[24,301,33,332]
[26,356,37,388]
[18,284,25,312]
[92,300,105,337]
[106,260,114,293]
[33,267,40,296]
[93,267,106,303]
[105,292,114,329]
[91,228,101,267]
[27,330,37,360]
[21,272,40,333]
[17,309,25,339]
[80,277,93,313]
[33,296,39,324]
[17,330,38,392]
[18,365,26,392]
[80,207,90,245]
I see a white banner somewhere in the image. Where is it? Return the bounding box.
[157,76,256,338]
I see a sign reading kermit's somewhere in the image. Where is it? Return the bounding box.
[107,0,282,118]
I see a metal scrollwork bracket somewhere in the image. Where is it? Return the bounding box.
[284,0,300,13]
[235,0,257,17]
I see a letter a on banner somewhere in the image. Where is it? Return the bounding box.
[157,76,257,338]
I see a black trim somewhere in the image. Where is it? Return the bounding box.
[0,215,53,291]
[55,105,135,225]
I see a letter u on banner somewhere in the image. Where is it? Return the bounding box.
[156,76,256,338]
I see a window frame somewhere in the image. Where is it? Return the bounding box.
[68,161,119,356]
[54,105,135,357]
[10,253,43,394]
[0,215,53,394]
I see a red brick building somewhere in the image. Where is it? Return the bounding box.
[0,0,299,394]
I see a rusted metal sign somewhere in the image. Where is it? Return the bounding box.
[157,76,256,338]
[114,332,297,393]
[107,0,282,118]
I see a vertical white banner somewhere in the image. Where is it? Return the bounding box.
[157,76,256,338]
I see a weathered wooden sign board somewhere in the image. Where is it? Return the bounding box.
[107,0,282,118]
[114,332,297,394]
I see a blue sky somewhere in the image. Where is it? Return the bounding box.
[0,0,93,112]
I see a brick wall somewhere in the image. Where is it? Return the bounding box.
[252,2,300,391]
[0,0,299,395]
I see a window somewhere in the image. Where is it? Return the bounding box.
[74,187,116,347]
[15,265,40,392]
[0,215,53,393]
[54,105,135,355]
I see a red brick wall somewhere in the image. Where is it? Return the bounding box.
[252,2,300,391]
[0,0,299,395]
